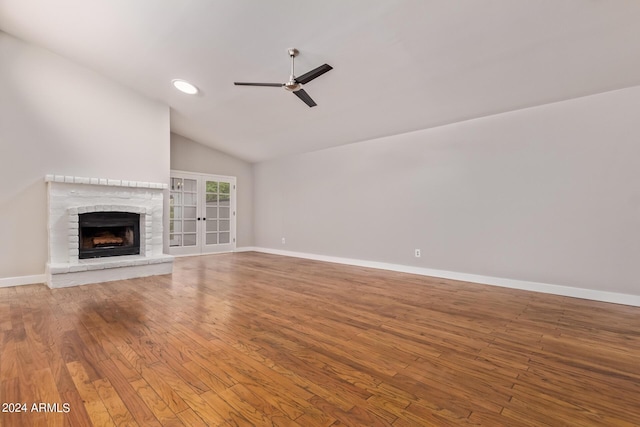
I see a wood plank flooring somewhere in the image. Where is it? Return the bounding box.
[1,252,640,426]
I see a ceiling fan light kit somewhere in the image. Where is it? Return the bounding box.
[234,47,332,107]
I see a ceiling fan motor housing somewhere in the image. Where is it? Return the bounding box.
[284,79,301,91]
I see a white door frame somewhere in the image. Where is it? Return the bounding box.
[168,170,236,256]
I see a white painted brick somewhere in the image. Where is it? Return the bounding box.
[64,176,74,183]
[54,175,65,183]
[48,179,166,285]
[107,179,120,186]
[99,179,107,185]
[69,264,89,273]
[45,174,54,182]
[49,265,70,274]
[106,260,124,268]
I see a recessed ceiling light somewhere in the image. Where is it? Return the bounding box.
[172,79,199,95]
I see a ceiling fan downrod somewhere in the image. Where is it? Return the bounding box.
[285,48,301,92]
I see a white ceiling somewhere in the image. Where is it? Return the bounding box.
[2,1,640,163]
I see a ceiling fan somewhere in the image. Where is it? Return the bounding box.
[234,48,332,107]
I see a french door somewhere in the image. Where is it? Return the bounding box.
[168,171,236,256]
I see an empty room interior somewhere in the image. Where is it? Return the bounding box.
[2,1,640,426]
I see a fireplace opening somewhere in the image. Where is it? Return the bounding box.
[79,212,140,259]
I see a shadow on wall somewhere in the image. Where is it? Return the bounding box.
[0,179,48,277]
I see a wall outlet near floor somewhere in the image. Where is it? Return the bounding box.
[282,237,286,244]
[414,249,421,258]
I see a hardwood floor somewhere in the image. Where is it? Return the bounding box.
[1,252,640,426]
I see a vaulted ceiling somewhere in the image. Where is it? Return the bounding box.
[2,1,640,162]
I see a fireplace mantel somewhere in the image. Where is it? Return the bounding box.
[45,174,168,189]
[45,175,173,287]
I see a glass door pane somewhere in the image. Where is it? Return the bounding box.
[202,178,235,253]
[204,180,218,250]
[218,189,231,245]
[169,176,199,253]
[169,182,181,247]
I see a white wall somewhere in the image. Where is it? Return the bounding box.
[254,85,640,296]
[170,133,254,247]
[0,32,170,280]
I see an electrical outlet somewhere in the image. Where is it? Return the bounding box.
[415,249,421,258]
[281,237,286,244]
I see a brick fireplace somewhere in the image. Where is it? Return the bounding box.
[45,175,173,287]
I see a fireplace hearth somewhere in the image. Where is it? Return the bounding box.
[79,212,140,259]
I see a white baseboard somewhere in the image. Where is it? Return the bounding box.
[235,246,259,253]
[0,274,46,288]
[248,247,640,307]
[6,250,636,307]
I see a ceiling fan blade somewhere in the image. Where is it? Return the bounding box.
[295,64,332,85]
[234,82,283,87]
[294,89,317,107]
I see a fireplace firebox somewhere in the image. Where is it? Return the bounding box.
[79,212,140,259]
